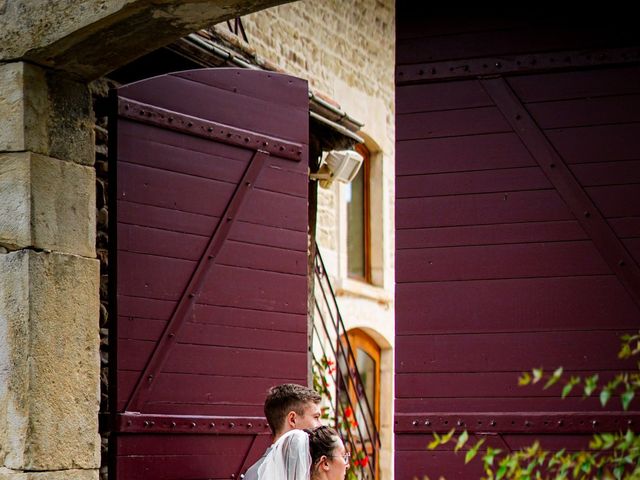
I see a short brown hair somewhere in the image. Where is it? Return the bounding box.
[264,384,321,434]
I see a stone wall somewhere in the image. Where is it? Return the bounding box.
[0,62,101,479]
[241,2,396,477]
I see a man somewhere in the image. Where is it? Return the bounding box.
[242,383,323,479]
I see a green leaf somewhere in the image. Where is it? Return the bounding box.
[495,465,507,480]
[601,433,615,449]
[621,389,635,410]
[532,368,543,384]
[455,430,469,452]
[561,383,574,399]
[613,465,624,480]
[465,439,485,464]
[600,388,612,407]
[543,367,563,390]
[584,374,599,396]
[483,447,502,467]
[441,428,455,444]
[518,372,532,386]
[427,432,441,450]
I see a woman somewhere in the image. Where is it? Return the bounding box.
[257,425,349,480]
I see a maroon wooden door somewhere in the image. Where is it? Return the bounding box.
[110,69,309,479]
[395,9,640,479]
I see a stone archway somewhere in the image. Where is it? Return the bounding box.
[0,2,293,478]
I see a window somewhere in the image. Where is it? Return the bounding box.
[338,328,381,479]
[346,144,371,281]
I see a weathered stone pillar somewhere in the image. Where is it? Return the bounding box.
[0,61,100,478]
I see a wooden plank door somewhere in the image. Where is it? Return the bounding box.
[109,69,309,479]
[395,8,640,479]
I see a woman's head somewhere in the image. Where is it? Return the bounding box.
[306,426,348,480]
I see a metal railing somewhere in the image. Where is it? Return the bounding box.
[311,246,380,480]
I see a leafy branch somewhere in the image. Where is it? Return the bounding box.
[518,332,640,411]
[426,332,640,480]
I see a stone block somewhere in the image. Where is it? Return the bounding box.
[0,62,94,165]
[0,152,96,257]
[0,250,100,470]
[0,469,98,480]
[0,154,31,249]
[0,63,47,154]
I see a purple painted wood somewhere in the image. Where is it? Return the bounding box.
[395,9,640,478]
[397,132,536,175]
[508,66,640,102]
[112,68,308,479]
[396,220,588,249]
[396,166,551,198]
[396,106,511,140]
[396,276,640,335]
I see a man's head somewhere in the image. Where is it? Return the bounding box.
[264,384,322,439]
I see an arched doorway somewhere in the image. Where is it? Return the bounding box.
[340,328,381,479]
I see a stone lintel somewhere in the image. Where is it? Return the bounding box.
[0,250,100,471]
[0,62,93,166]
[1,0,294,80]
[0,152,96,257]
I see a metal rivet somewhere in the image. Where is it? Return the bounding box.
[584,211,591,218]
[124,104,129,110]
[191,422,197,428]
[189,293,195,298]
[187,122,193,127]
[147,375,153,381]
[208,255,214,259]
[168,333,175,338]
[495,62,502,68]
[424,420,431,426]
[247,423,253,428]
[628,420,633,426]
[127,420,132,426]
[229,422,235,428]
[558,420,564,426]
[150,421,155,426]
[171,422,176,428]
[244,137,250,142]
[210,422,216,428]
[246,181,251,186]
[279,146,285,151]
[207,127,213,132]
[592,420,598,426]
[525,421,531,427]
[168,117,173,122]
[490,420,496,426]
[227,216,232,222]
[144,421,150,427]
[457,420,463,427]
[412,420,419,426]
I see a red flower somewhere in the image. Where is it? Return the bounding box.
[344,406,353,418]
[360,456,369,467]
